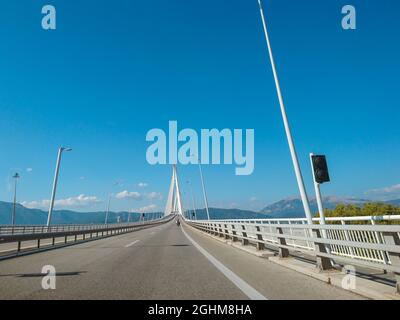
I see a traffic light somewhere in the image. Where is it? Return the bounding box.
[311,155,330,184]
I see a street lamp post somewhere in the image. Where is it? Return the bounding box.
[190,154,210,221]
[12,173,20,226]
[198,161,210,220]
[105,194,111,225]
[187,180,197,220]
[46,147,72,227]
[257,0,313,224]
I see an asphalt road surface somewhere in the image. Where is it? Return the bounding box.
[0,220,364,300]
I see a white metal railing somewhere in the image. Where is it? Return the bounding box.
[186,215,400,276]
[0,217,169,236]
[0,215,174,257]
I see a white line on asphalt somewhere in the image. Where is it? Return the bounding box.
[125,240,141,248]
[181,227,267,300]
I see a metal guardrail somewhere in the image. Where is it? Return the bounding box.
[186,215,400,293]
[0,215,174,254]
[0,221,159,236]
[188,215,400,265]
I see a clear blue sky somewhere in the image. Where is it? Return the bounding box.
[0,0,399,213]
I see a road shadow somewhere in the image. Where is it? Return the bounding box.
[0,271,87,278]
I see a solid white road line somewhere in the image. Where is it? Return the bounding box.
[125,240,141,248]
[181,226,267,300]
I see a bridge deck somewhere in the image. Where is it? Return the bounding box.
[0,220,364,299]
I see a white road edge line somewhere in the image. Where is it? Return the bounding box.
[181,226,267,300]
[125,240,141,248]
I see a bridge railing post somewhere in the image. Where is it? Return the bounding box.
[218,224,224,238]
[205,222,210,234]
[311,227,333,271]
[276,226,289,258]
[256,226,265,251]
[211,223,217,235]
[224,224,229,239]
[382,231,400,294]
[231,224,238,242]
[241,225,249,246]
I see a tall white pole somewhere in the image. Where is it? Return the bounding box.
[198,162,210,220]
[105,194,111,225]
[12,173,19,226]
[258,0,313,224]
[310,153,331,257]
[187,180,197,220]
[47,148,62,227]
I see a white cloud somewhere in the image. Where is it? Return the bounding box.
[134,204,158,213]
[138,182,148,188]
[22,194,101,209]
[115,190,142,200]
[365,184,400,200]
[250,196,257,202]
[146,192,162,200]
[26,168,33,173]
[114,190,162,201]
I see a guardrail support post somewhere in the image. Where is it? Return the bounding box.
[232,225,238,242]
[312,229,333,271]
[17,241,21,252]
[382,232,400,293]
[52,237,55,246]
[276,227,289,258]
[75,235,77,242]
[37,239,40,249]
[213,224,218,236]
[241,225,249,246]
[224,224,229,239]
[218,224,224,238]
[64,235,68,244]
[256,226,265,251]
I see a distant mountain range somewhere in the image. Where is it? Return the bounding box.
[260,196,400,218]
[191,208,271,220]
[1,196,399,225]
[0,201,161,225]
[385,199,400,206]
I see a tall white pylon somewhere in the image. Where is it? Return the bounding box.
[164,165,184,217]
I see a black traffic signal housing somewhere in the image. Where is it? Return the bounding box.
[311,155,330,184]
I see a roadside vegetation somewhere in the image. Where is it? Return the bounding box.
[316,202,400,224]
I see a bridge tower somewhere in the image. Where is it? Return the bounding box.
[164,165,184,217]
